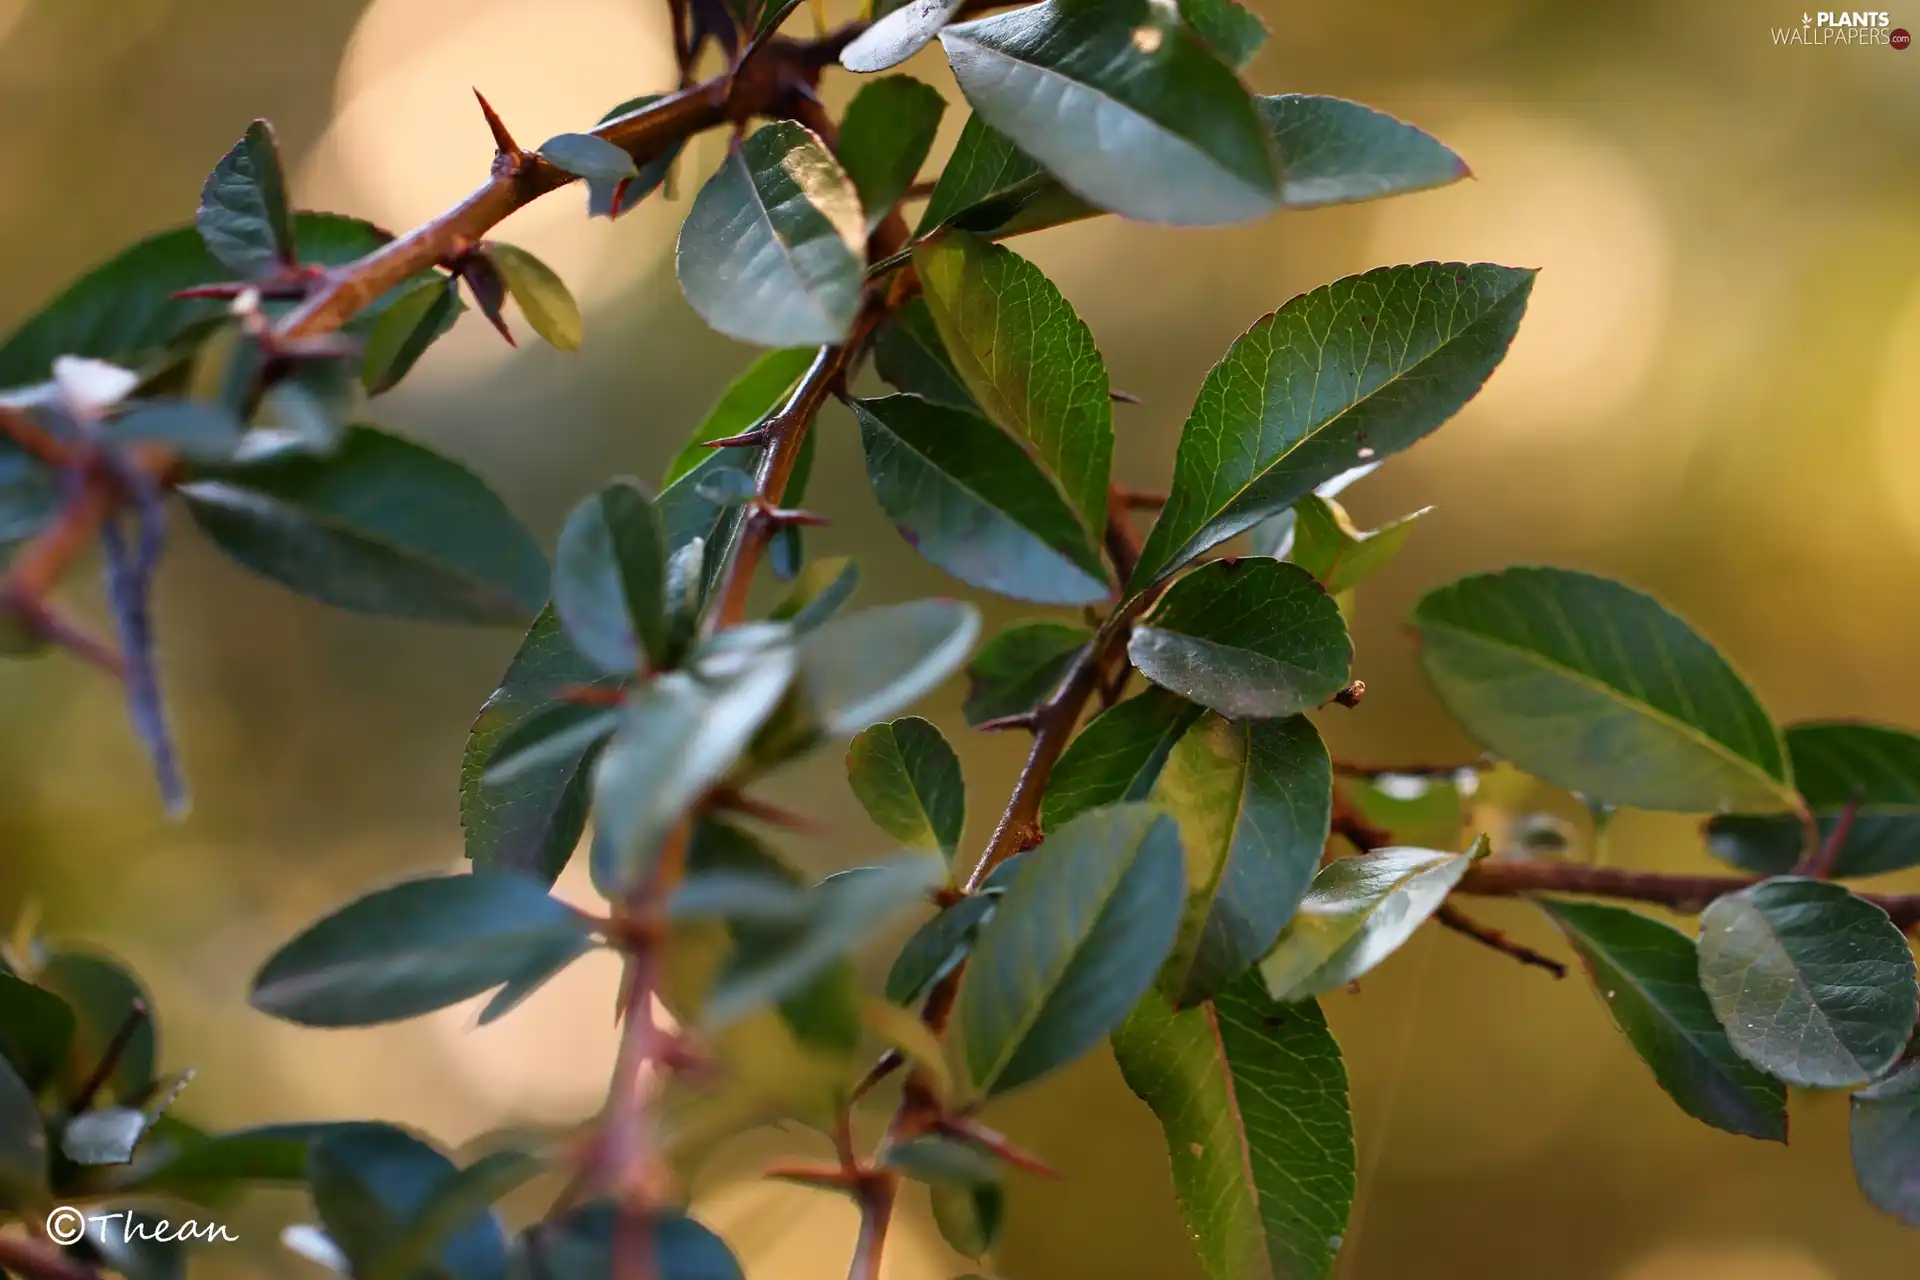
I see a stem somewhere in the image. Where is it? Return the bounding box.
[1796,792,1861,879]
[1453,858,1920,928]
[846,1176,897,1280]
[1434,903,1566,979]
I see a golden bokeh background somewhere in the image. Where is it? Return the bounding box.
[1,0,1916,1275]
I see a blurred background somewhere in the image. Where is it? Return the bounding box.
[0,0,1916,1275]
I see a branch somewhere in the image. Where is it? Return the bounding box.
[1453,858,1920,929]
[1434,903,1566,979]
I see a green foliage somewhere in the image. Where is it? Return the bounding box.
[837,77,946,232]
[1708,721,1920,876]
[1852,1061,1920,1227]
[479,242,583,351]
[1042,688,1202,828]
[846,716,966,860]
[196,119,294,278]
[963,619,1089,727]
[552,478,668,673]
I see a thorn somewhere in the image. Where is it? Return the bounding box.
[473,89,524,164]
[1109,389,1144,406]
[1331,680,1366,709]
[850,1050,906,1103]
[700,428,771,450]
[1111,486,1167,511]
[69,998,149,1113]
[705,786,827,835]
[764,1161,860,1191]
[937,1116,1060,1180]
[974,711,1041,735]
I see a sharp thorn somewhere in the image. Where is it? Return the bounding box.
[473,88,523,160]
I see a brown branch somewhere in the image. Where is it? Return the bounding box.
[1434,904,1566,979]
[846,1174,897,1280]
[0,1236,101,1280]
[1454,858,1920,929]
[1796,792,1861,879]
[1111,484,1166,511]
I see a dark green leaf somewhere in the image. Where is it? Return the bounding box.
[249,872,596,1027]
[376,1147,546,1280]
[1179,0,1267,68]
[588,96,684,219]
[1258,94,1470,208]
[677,121,866,347]
[120,1122,368,1202]
[1130,559,1351,719]
[1412,567,1796,814]
[538,133,638,184]
[914,113,1099,240]
[1697,878,1918,1088]
[1708,722,1920,877]
[183,425,548,625]
[37,949,156,1105]
[694,467,757,506]
[941,0,1279,226]
[1133,262,1533,586]
[1042,687,1203,829]
[1154,713,1332,1007]
[0,973,75,1092]
[554,479,667,674]
[963,620,1089,728]
[462,608,610,883]
[480,242,583,351]
[1852,1059,1920,1227]
[0,1055,46,1201]
[197,119,294,278]
[1539,898,1786,1141]
[842,0,968,72]
[853,394,1109,604]
[309,1126,505,1280]
[1247,461,1378,561]
[481,703,620,789]
[475,929,595,1027]
[847,716,966,858]
[1289,495,1431,594]
[1259,846,1476,1001]
[260,357,356,453]
[108,400,246,463]
[884,1133,1001,1186]
[768,555,860,633]
[662,347,817,489]
[794,600,980,738]
[931,1180,1005,1260]
[886,894,998,1005]
[914,232,1111,546]
[872,297,978,411]
[838,77,947,230]
[957,803,1185,1095]
[361,275,463,394]
[1112,978,1353,1280]
[511,1200,743,1280]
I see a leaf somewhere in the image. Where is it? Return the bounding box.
[374,1147,547,1280]
[793,600,981,738]
[196,119,294,277]
[107,400,246,463]
[37,949,156,1105]
[1112,978,1353,1280]
[361,275,463,394]
[838,76,947,231]
[941,0,1279,226]
[1289,496,1431,594]
[886,894,998,1006]
[249,872,597,1027]
[120,1122,369,1201]
[475,930,596,1027]
[1708,722,1920,877]
[1178,0,1268,68]
[1538,898,1786,1141]
[1129,560,1351,720]
[914,113,1099,240]
[931,1179,1006,1260]
[63,1105,160,1167]
[662,347,817,489]
[589,648,797,896]
[768,556,859,633]
[1258,94,1469,208]
[1132,262,1533,586]
[511,1200,743,1280]
[873,297,979,411]
[842,0,968,72]
[963,620,1089,728]
[853,394,1109,605]
[182,425,548,626]
[309,1126,506,1280]
[587,96,685,219]
[1042,687,1204,830]
[913,233,1112,546]
[462,608,610,883]
[847,716,966,858]
[1696,878,1918,1089]
[537,132,639,184]
[0,973,75,1092]
[1259,846,1476,1002]
[1154,713,1332,1007]
[1852,1059,1920,1227]
[480,241,583,351]
[553,479,668,674]
[957,804,1185,1096]
[1248,462,1379,561]
[482,703,620,789]
[1411,567,1796,814]
[676,121,867,347]
[0,1054,46,1201]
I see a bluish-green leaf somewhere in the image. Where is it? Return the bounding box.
[360,275,463,394]
[940,0,1280,226]
[1042,688,1203,830]
[794,599,980,738]
[197,119,294,278]
[1697,878,1918,1089]
[1130,559,1351,719]
[886,893,999,1006]
[1133,263,1533,586]
[309,1126,506,1280]
[838,76,947,230]
[963,619,1089,728]
[1258,95,1470,208]
[914,113,1099,240]
[553,478,668,674]
[480,702,619,791]
[957,803,1185,1095]
[1179,0,1268,68]
[768,555,860,634]
[1112,978,1352,1280]
[1708,722,1920,877]
[587,95,684,219]
[1412,567,1796,814]
[842,0,969,72]
[1852,1059,1920,1227]
[511,1200,743,1279]
[677,121,867,347]
[538,132,639,184]
[1260,846,1475,1002]
[847,716,966,858]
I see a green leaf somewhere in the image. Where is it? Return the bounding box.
[250,872,596,1027]
[964,620,1089,728]
[941,0,1279,226]
[1696,878,1918,1089]
[481,703,620,791]
[1411,567,1796,814]
[794,600,981,738]
[182,424,548,625]
[37,949,156,1105]
[1289,495,1431,594]
[1112,978,1353,1280]
[196,119,294,278]
[1179,0,1268,68]
[842,0,968,72]
[120,1122,372,1201]
[480,241,583,351]
[1154,713,1332,1007]
[309,1126,506,1280]
[462,607,609,883]
[873,297,979,411]
[537,132,638,184]
[1042,688,1204,829]
[1259,94,1469,208]
[838,76,947,231]
[553,478,668,674]
[1851,1059,1920,1227]
[1132,262,1533,586]
[853,394,1109,604]
[1708,722,1920,877]
[768,555,860,633]
[0,974,75,1092]
[589,647,797,896]
[1130,559,1351,719]
[1538,898,1786,1142]
[886,893,998,1006]
[677,121,867,347]
[957,803,1185,1096]
[662,347,817,490]
[914,232,1112,546]
[848,716,966,858]
[476,930,595,1027]
[1248,461,1378,561]
[0,1054,47,1202]
[931,1180,1006,1260]
[1259,846,1476,1002]
[914,113,1099,240]
[511,1201,743,1279]
[372,1147,546,1280]
[360,275,463,394]
[587,96,684,219]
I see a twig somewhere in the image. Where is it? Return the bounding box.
[1331,791,1390,854]
[846,1175,897,1280]
[1110,485,1166,510]
[1434,904,1566,979]
[67,999,148,1113]
[1795,792,1861,879]
[1453,858,1920,929]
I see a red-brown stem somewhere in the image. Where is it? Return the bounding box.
[846,1176,897,1280]
[1330,792,1391,855]
[1111,485,1167,511]
[1453,858,1920,928]
[1434,903,1566,979]
[0,1236,101,1280]
[1797,792,1862,879]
